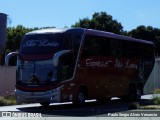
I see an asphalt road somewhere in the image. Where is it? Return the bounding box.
[0,94,160,119]
[0,99,129,117]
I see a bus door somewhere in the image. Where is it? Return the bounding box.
[57,51,75,102]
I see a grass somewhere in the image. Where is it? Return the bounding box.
[128,102,140,109]
[152,96,160,105]
[0,95,17,106]
[152,88,160,105]
[153,88,160,94]
[140,89,160,109]
[129,99,160,110]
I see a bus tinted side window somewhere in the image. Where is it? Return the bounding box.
[63,34,73,49]
[128,42,154,59]
[140,44,154,59]
[110,39,132,58]
[63,33,82,56]
[81,34,154,60]
[130,42,140,58]
[81,35,133,59]
[81,35,111,58]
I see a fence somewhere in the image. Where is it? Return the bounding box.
[144,58,160,94]
[0,66,16,96]
[0,13,7,58]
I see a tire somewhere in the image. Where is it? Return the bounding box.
[135,86,142,100]
[78,92,86,105]
[40,102,50,107]
[129,85,142,101]
[73,91,86,105]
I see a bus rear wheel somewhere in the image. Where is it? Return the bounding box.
[129,85,142,101]
[135,86,142,100]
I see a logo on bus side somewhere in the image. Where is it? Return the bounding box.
[23,39,59,47]
[86,58,138,69]
[86,59,113,68]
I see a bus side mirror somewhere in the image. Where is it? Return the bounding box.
[52,50,71,66]
[5,52,19,66]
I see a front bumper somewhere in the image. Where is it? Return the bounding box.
[15,88,61,104]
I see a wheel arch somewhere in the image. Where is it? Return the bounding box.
[79,85,88,98]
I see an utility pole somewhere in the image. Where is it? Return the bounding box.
[0,13,7,63]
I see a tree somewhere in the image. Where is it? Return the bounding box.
[3,25,56,65]
[6,25,32,51]
[128,25,160,42]
[72,12,123,34]
[0,25,33,65]
[128,25,160,55]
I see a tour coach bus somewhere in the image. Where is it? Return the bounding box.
[5,28,154,106]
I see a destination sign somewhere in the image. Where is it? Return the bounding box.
[22,39,59,48]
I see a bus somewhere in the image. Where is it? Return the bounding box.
[5,28,155,106]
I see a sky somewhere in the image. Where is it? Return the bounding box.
[0,0,160,31]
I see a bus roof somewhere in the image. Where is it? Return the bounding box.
[84,29,154,45]
[25,28,85,35]
[26,28,154,45]
[26,28,68,35]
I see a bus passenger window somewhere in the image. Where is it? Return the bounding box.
[81,35,112,59]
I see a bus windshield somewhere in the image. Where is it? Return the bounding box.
[17,59,57,84]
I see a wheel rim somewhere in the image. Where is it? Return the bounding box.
[129,86,142,101]
[136,89,142,100]
[78,92,85,104]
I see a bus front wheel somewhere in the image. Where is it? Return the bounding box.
[77,91,86,105]
[73,91,86,105]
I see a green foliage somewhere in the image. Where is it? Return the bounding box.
[152,96,160,105]
[153,89,160,94]
[1,25,34,65]
[72,12,123,34]
[6,25,34,51]
[128,25,160,55]
[152,89,160,105]
[128,25,160,42]
[0,96,16,106]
